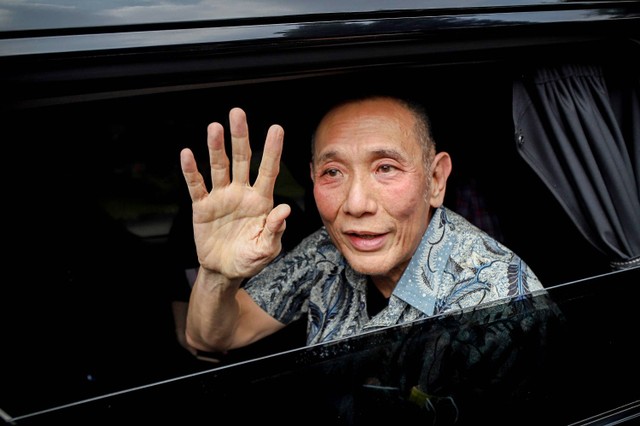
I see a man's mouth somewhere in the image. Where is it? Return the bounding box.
[345,232,387,251]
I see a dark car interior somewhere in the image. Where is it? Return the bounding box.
[1,8,639,423]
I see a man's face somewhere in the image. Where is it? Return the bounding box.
[311,98,433,284]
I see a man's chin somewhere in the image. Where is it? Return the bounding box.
[347,257,391,277]
[344,252,407,284]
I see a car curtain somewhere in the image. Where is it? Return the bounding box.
[512,63,640,271]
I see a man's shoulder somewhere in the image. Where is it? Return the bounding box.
[441,206,509,251]
[440,206,544,290]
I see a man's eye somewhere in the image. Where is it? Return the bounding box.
[323,168,340,177]
[378,164,395,173]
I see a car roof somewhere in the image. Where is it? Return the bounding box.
[2,0,639,58]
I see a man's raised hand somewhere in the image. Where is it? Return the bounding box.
[180,107,291,280]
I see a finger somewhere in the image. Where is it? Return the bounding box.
[207,122,230,189]
[264,203,291,239]
[229,107,252,186]
[180,148,209,201]
[254,124,284,197]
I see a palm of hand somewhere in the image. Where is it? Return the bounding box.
[192,183,279,279]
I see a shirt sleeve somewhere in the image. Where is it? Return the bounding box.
[243,227,337,325]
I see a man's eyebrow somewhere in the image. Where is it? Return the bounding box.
[315,148,406,164]
[314,149,338,165]
[371,148,405,161]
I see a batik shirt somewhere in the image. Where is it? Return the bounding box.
[243,206,544,346]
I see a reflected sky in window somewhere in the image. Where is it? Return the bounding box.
[0,0,545,31]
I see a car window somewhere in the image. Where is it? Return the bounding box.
[0,63,615,417]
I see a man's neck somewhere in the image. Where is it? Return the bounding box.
[369,275,396,298]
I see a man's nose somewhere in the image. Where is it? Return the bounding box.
[342,175,377,217]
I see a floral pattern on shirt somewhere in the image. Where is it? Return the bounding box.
[243,206,544,345]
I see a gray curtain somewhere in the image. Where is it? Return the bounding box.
[512,64,640,270]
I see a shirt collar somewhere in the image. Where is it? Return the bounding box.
[391,206,455,315]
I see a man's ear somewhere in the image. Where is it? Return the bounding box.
[429,152,452,208]
[309,162,315,183]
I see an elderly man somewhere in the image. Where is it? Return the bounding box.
[179,95,543,352]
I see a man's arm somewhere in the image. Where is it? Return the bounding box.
[179,107,290,352]
[185,268,284,352]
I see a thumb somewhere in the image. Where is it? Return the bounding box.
[265,203,291,237]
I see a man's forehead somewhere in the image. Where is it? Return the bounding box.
[313,101,420,160]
